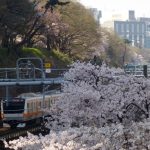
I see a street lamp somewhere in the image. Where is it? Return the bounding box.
[122,39,131,67]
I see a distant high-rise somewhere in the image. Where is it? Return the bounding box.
[90,8,102,25]
[129,10,135,21]
[114,11,150,48]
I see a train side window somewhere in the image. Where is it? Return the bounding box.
[44,99,46,108]
[34,100,36,111]
[34,101,36,111]
[49,99,51,105]
[45,99,47,108]
[27,103,29,112]
[43,100,45,108]
[27,102,30,112]
[51,97,55,104]
[47,100,49,108]
[53,98,55,104]
[36,101,38,111]
[37,101,39,110]
[45,98,48,108]
[48,98,51,107]
[33,102,35,112]
[46,100,48,108]
[36,101,38,110]
[39,102,41,108]
[29,102,31,113]
[30,102,32,112]
[35,101,37,111]
[32,102,34,112]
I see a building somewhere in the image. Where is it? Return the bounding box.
[90,8,102,25]
[128,10,136,21]
[114,11,150,48]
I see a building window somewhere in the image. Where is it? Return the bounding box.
[126,34,129,39]
[137,35,139,41]
[147,24,150,32]
[115,23,118,32]
[126,23,129,32]
[142,24,145,33]
[132,24,134,32]
[134,35,137,43]
[142,35,145,45]
[137,24,139,33]
[121,24,124,32]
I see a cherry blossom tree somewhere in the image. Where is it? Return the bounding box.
[47,62,150,130]
[5,120,150,150]
[5,62,150,149]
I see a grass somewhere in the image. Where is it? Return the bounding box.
[22,47,45,58]
[0,47,73,68]
[51,50,72,67]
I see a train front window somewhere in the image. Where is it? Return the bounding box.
[3,98,25,114]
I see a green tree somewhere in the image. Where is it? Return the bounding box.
[0,0,101,64]
[0,0,49,56]
[122,39,131,67]
[61,2,100,59]
[0,0,36,53]
[40,2,101,60]
[102,29,135,67]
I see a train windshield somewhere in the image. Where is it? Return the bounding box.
[3,98,25,114]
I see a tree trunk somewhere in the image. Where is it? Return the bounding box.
[47,34,51,51]
[1,35,9,48]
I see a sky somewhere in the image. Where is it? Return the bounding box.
[79,0,150,23]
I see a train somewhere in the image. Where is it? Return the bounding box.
[1,92,62,128]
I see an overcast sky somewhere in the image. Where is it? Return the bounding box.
[79,0,150,23]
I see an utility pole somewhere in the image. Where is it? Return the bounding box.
[122,39,131,67]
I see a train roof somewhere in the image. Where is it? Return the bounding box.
[17,93,40,99]
[44,90,62,95]
[16,92,63,101]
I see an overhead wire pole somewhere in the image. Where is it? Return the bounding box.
[16,57,45,80]
[16,57,46,122]
[5,69,9,105]
[42,61,53,124]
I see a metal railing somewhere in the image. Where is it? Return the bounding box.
[0,68,67,80]
[0,57,68,86]
[124,64,150,77]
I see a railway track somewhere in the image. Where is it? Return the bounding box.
[0,124,50,150]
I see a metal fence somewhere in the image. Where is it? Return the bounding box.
[124,64,149,77]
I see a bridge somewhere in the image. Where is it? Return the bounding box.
[0,77,64,86]
[0,61,149,87]
[0,67,65,86]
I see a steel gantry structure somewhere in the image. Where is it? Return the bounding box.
[0,57,66,127]
[0,57,66,102]
[0,57,65,86]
